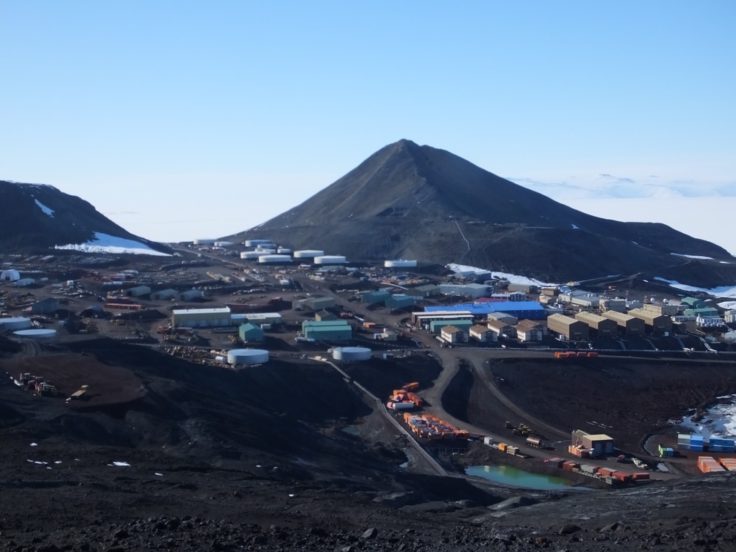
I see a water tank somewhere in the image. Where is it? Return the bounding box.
[255,247,276,254]
[314,255,347,265]
[214,241,234,247]
[384,259,418,268]
[0,317,32,331]
[332,346,372,362]
[293,249,325,259]
[245,239,275,247]
[277,247,292,254]
[258,254,292,264]
[13,328,57,340]
[227,349,269,366]
[240,251,261,260]
[193,239,216,245]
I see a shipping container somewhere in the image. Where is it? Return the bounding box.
[632,472,650,480]
[612,471,631,482]
[580,464,597,474]
[562,461,579,472]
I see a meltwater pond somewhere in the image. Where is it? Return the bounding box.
[465,465,573,491]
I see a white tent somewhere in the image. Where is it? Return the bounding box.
[0,269,20,282]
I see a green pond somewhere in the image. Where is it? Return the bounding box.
[465,465,573,491]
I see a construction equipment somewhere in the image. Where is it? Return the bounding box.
[65,385,89,405]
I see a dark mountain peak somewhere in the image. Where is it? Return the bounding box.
[0,179,170,255]
[233,141,734,282]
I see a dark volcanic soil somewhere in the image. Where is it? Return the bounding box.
[488,357,736,451]
[3,340,736,551]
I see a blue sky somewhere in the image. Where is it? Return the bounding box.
[1,1,735,252]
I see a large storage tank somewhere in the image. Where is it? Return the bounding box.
[293,249,325,259]
[245,239,275,247]
[0,317,32,331]
[240,251,261,260]
[193,239,216,245]
[254,247,276,254]
[277,247,292,254]
[13,328,57,340]
[314,255,347,265]
[332,346,372,362]
[258,254,292,264]
[214,241,234,247]
[227,349,269,366]
[384,259,418,268]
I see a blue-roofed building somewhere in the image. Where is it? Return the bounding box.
[424,301,546,320]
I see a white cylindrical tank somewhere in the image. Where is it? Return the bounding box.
[193,239,216,245]
[13,328,57,340]
[240,251,261,260]
[227,349,269,366]
[255,247,276,254]
[245,239,274,247]
[277,247,292,254]
[0,317,32,331]
[314,255,347,265]
[384,259,418,268]
[214,241,234,247]
[293,250,325,259]
[332,346,372,362]
[258,254,292,264]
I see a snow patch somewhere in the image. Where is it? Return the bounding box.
[34,199,55,217]
[447,263,553,286]
[677,394,736,438]
[718,301,736,310]
[55,232,170,256]
[653,277,736,298]
[671,253,715,261]
[571,224,580,230]
[111,461,131,467]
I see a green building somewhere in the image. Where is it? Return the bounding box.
[429,319,474,334]
[302,320,352,341]
[360,289,391,305]
[239,323,265,343]
[385,293,416,311]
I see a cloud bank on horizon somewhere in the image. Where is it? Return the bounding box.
[511,175,736,201]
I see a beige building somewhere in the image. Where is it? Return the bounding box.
[574,312,618,337]
[516,320,546,342]
[547,314,589,341]
[601,310,645,334]
[469,324,496,343]
[628,308,673,333]
[486,319,516,338]
[441,325,466,344]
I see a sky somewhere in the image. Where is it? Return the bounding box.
[1,1,735,253]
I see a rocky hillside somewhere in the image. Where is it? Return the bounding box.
[0,180,170,255]
[233,140,735,283]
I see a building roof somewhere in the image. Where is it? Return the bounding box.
[547,314,582,327]
[601,310,637,323]
[441,326,463,334]
[425,301,544,315]
[585,434,614,442]
[172,307,231,315]
[517,319,545,331]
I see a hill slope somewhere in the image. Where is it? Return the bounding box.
[0,180,170,255]
[233,140,734,282]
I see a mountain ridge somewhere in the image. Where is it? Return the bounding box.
[233,140,734,283]
[0,180,171,255]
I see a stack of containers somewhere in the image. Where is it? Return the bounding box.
[709,437,736,453]
[677,433,691,448]
[697,456,726,473]
[719,458,736,471]
[690,434,705,452]
[658,444,676,457]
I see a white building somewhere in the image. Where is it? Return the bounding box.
[172,307,232,328]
